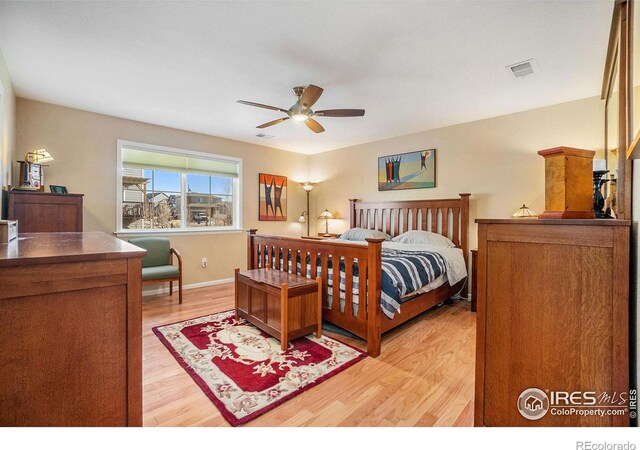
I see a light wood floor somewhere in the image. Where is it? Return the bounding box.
[142,283,476,427]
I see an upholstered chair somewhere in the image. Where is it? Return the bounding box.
[128,237,183,304]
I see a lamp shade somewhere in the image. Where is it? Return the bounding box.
[318,209,334,220]
[512,204,538,218]
[25,149,54,164]
[300,181,315,192]
[593,159,606,171]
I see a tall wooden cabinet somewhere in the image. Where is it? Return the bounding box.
[475,219,630,427]
[7,191,83,232]
[0,232,145,426]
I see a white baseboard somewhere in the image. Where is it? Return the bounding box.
[142,277,234,297]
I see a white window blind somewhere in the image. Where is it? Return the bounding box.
[122,147,239,177]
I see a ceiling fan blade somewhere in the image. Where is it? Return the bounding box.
[237,100,288,113]
[305,118,325,133]
[300,84,324,108]
[314,109,365,117]
[257,117,289,128]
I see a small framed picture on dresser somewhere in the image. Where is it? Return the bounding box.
[49,185,68,194]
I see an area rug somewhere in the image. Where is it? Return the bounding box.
[152,310,367,426]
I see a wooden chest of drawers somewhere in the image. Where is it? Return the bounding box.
[7,191,83,232]
[475,219,630,427]
[0,232,145,426]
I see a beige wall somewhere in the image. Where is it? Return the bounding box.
[16,98,310,285]
[308,95,605,250]
[0,48,16,207]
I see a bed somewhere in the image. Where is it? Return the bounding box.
[246,193,470,356]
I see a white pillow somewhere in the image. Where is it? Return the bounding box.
[338,227,391,241]
[392,230,456,248]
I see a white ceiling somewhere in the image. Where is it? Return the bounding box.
[0,1,613,155]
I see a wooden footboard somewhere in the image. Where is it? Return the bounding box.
[246,230,385,355]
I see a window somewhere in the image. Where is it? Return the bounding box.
[117,140,242,233]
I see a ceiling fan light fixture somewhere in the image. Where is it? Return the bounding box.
[237,84,364,133]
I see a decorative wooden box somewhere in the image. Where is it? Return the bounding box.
[235,268,321,351]
[537,147,595,219]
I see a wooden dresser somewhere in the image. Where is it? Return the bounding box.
[7,190,83,232]
[0,232,145,426]
[475,219,630,427]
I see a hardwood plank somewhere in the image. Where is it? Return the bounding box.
[451,399,474,427]
[142,283,476,427]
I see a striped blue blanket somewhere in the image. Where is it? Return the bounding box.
[261,248,446,319]
[379,248,446,318]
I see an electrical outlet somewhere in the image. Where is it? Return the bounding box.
[201,257,207,268]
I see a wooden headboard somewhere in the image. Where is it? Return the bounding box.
[349,193,470,261]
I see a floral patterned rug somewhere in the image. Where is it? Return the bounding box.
[152,310,367,426]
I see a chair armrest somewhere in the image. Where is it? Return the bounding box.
[170,247,183,272]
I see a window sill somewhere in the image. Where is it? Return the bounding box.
[115,228,244,237]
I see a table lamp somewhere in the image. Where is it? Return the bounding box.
[16,149,54,191]
[512,204,537,218]
[318,209,334,237]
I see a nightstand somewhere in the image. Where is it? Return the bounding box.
[300,234,338,240]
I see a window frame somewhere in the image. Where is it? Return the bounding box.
[115,139,243,235]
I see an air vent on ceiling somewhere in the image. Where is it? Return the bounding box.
[506,59,537,79]
[255,133,274,139]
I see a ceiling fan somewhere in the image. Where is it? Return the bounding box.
[237,84,365,133]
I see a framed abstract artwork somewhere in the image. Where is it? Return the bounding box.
[259,173,287,221]
[378,149,436,191]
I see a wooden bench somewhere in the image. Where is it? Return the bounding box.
[234,267,322,351]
